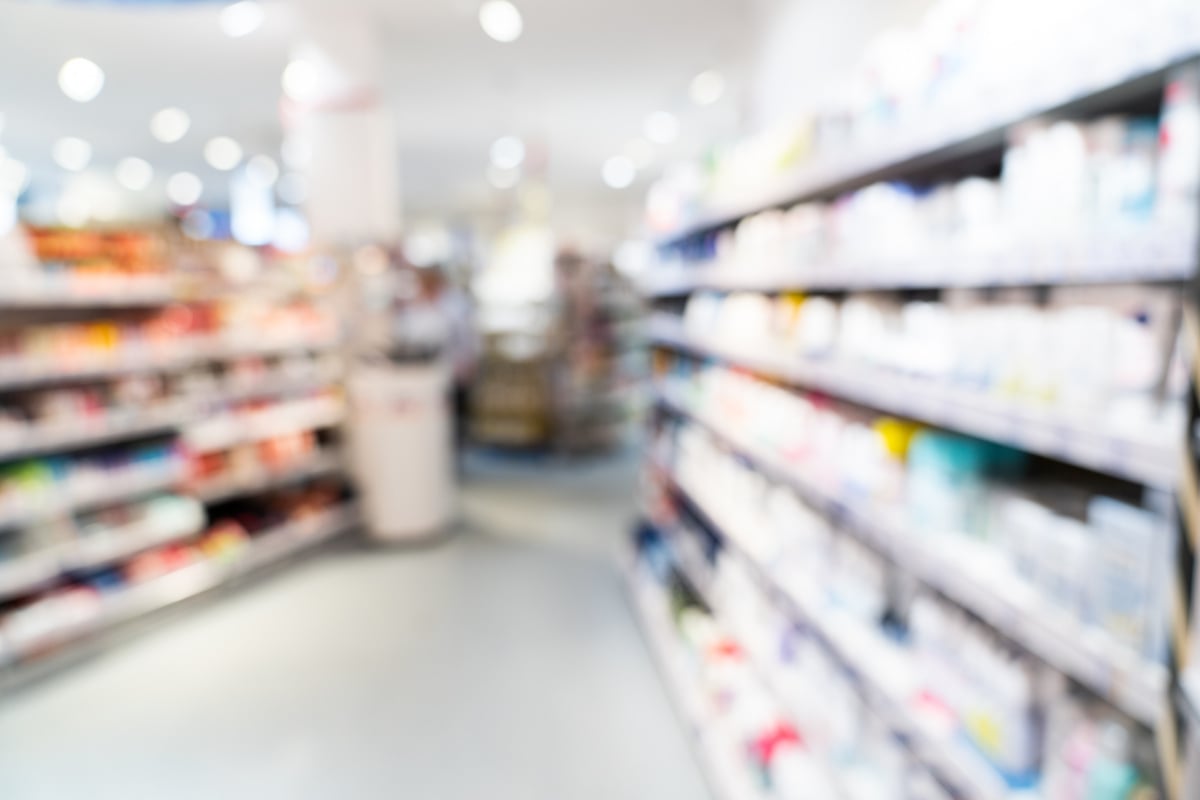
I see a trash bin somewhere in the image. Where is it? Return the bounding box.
[348,359,455,542]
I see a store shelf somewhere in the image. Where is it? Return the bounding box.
[0,336,341,392]
[648,314,1178,488]
[652,522,971,799]
[0,503,360,678]
[640,224,1196,297]
[0,408,187,463]
[212,374,343,405]
[0,548,64,604]
[0,465,184,532]
[62,511,205,574]
[182,397,345,454]
[0,279,177,308]
[191,452,345,505]
[656,389,1168,728]
[656,512,1020,800]
[626,564,767,800]
[655,49,1200,246]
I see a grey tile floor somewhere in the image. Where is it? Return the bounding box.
[0,452,708,800]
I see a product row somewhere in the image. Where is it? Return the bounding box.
[647,0,1200,234]
[0,351,342,457]
[0,481,351,665]
[637,507,1160,799]
[629,540,881,800]
[668,101,1199,283]
[0,401,341,529]
[0,441,181,528]
[0,300,339,382]
[0,493,204,599]
[186,430,339,501]
[673,284,1184,433]
[25,227,170,277]
[655,362,1170,665]
[181,391,344,454]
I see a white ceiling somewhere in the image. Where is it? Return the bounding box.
[0,0,754,240]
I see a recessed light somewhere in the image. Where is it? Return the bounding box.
[205,137,243,171]
[479,0,523,43]
[490,136,525,170]
[602,156,636,189]
[219,1,265,38]
[53,137,92,172]
[150,108,190,143]
[58,58,104,103]
[644,112,679,145]
[282,59,318,101]
[115,157,153,191]
[167,172,203,206]
[690,70,725,106]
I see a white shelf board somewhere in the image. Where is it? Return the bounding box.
[0,336,340,392]
[640,225,1197,297]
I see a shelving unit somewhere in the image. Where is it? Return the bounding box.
[655,388,1166,727]
[0,502,360,691]
[633,29,1200,800]
[647,314,1178,489]
[0,233,358,688]
[654,49,1200,248]
[0,335,339,393]
[648,505,1017,800]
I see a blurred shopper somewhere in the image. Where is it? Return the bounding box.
[403,266,480,451]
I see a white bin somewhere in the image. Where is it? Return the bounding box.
[348,361,455,542]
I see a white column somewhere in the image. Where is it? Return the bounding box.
[284,6,402,246]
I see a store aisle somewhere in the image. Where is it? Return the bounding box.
[0,453,707,800]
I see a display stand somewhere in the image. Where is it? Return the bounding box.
[348,360,455,542]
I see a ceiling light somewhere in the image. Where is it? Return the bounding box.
[167,172,203,206]
[690,70,725,106]
[282,59,318,102]
[53,137,92,172]
[115,157,153,191]
[602,156,636,189]
[479,0,523,43]
[58,58,104,103]
[277,172,307,205]
[205,136,243,171]
[487,165,519,189]
[644,111,679,145]
[219,1,265,38]
[246,154,279,186]
[150,108,190,143]
[490,136,525,170]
